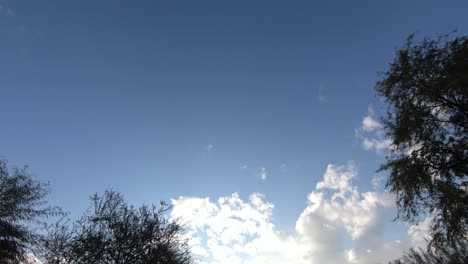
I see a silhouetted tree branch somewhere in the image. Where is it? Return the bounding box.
[41,190,193,264]
[389,240,468,264]
[375,32,467,248]
[0,160,62,263]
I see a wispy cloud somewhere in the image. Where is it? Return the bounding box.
[280,163,287,173]
[362,137,392,153]
[7,8,15,17]
[240,165,248,170]
[171,162,430,264]
[204,144,214,152]
[0,5,15,17]
[318,84,328,103]
[258,167,267,181]
[371,174,386,190]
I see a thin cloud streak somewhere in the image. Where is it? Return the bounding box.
[258,167,267,181]
[318,85,328,103]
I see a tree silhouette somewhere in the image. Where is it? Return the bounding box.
[389,240,468,264]
[375,33,467,248]
[42,190,193,264]
[0,160,61,263]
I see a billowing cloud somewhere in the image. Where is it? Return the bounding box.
[362,116,382,132]
[171,192,301,264]
[171,163,430,264]
[305,163,395,240]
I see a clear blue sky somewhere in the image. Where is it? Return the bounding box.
[1,1,467,263]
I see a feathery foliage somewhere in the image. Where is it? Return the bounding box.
[389,240,468,264]
[42,190,192,264]
[375,33,468,247]
[0,160,61,263]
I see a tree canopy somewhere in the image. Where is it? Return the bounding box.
[375,33,468,247]
[41,190,192,264]
[388,240,468,264]
[0,160,61,263]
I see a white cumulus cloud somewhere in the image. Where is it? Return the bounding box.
[171,163,430,264]
[362,116,382,132]
[357,106,392,154]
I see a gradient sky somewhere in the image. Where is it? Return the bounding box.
[1,1,467,263]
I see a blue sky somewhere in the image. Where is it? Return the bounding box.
[1,1,467,263]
